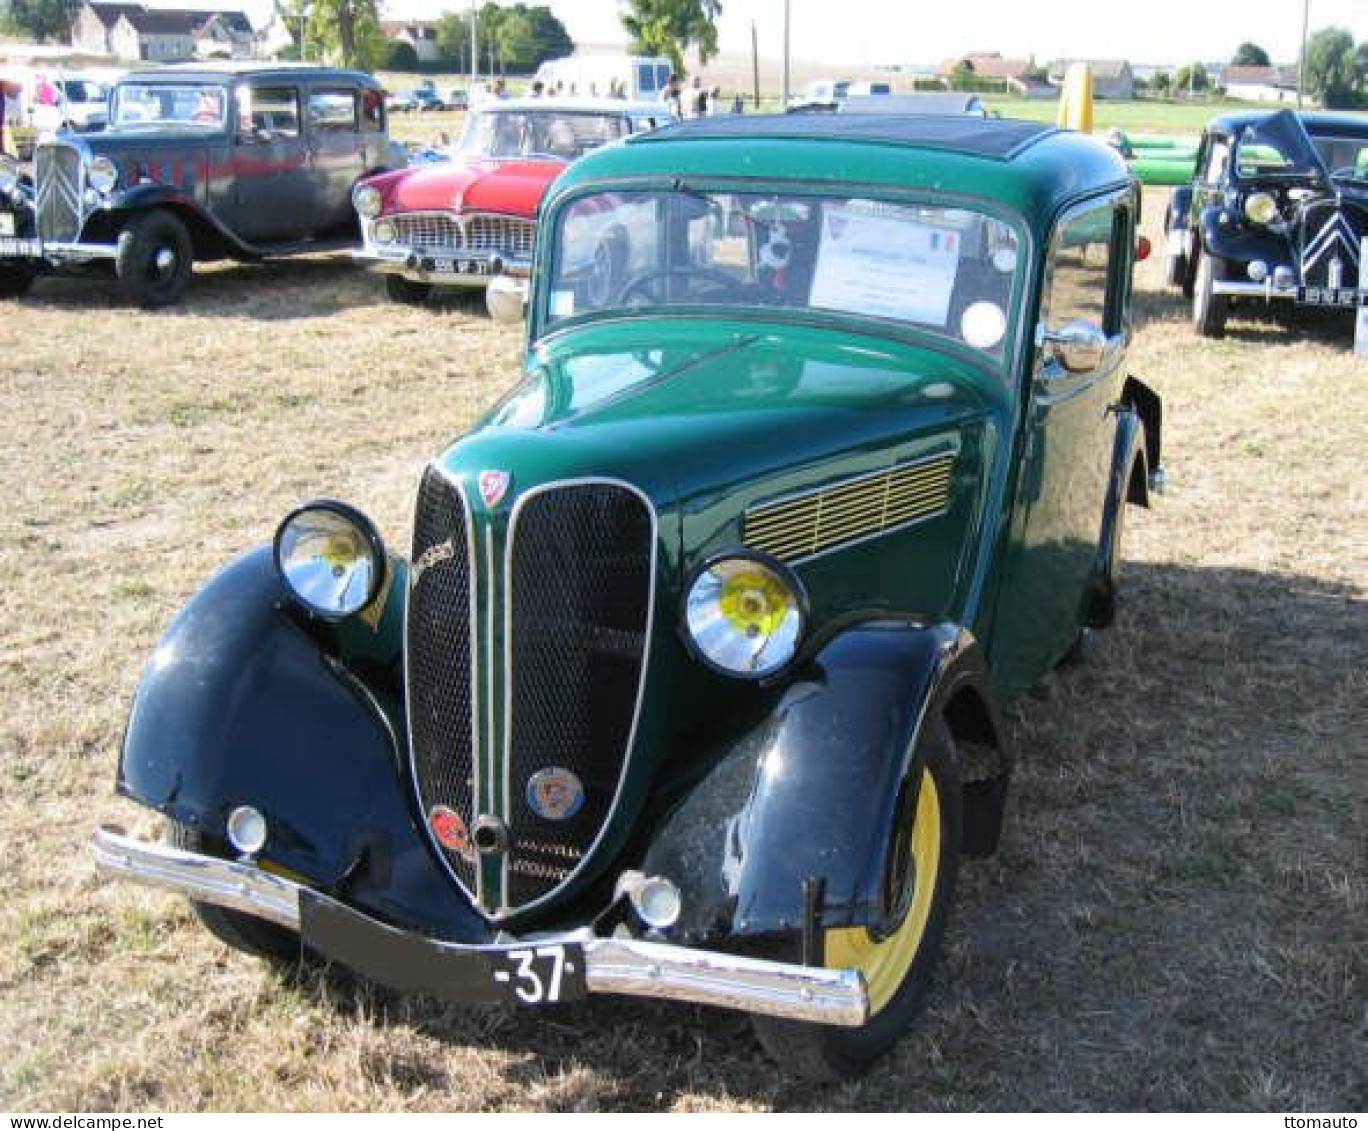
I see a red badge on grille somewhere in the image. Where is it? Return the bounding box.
[478,470,511,509]
[429,806,470,853]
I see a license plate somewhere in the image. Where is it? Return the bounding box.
[1296,285,1367,307]
[432,257,493,276]
[0,235,41,258]
[489,943,585,1004]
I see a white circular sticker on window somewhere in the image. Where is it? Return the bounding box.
[992,246,1018,274]
[961,302,1007,350]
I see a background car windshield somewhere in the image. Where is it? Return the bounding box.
[112,83,228,127]
[460,110,630,160]
[1310,133,1368,180]
[547,189,1022,353]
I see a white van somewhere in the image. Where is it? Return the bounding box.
[533,54,673,102]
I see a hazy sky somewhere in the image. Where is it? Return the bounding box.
[376,0,1368,65]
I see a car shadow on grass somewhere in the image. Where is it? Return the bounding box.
[1135,286,1360,348]
[249,559,1365,1111]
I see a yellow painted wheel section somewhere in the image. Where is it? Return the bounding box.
[824,769,942,1015]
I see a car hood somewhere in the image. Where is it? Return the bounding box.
[382,156,565,216]
[445,318,1002,555]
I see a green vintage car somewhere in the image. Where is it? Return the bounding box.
[93,115,1162,1080]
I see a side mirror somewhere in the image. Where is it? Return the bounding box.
[1037,319,1108,373]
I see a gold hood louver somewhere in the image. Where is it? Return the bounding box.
[745,451,955,564]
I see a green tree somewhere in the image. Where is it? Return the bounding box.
[436,10,474,71]
[620,0,722,73]
[1174,62,1210,94]
[1,0,79,43]
[1150,70,1172,94]
[1304,26,1362,108]
[1230,41,1270,67]
[308,0,383,70]
[384,38,419,71]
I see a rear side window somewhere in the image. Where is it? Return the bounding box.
[308,88,357,132]
[359,88,383,132]
[239,85,300,139]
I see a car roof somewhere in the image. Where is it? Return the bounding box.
[548,113,1130,227]
[119,62,379,87]
[1206,109,1368,136]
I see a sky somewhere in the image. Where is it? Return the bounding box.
[373,0,1368,66]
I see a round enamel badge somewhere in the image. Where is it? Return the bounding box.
[525,768,585,821]
[429,805,470,853]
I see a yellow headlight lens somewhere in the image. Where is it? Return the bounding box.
[1244,192,1279,225]
[685,555,806,678]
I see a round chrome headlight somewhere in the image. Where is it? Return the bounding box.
[88,155,118,194]
[273,500,386,620]
[372,218,397,244]
[352,183,382,218]
[1244,191,1279,226]
[683,552,807,679]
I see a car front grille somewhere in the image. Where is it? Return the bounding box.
[34,142,83,243]
[1298,198,1366,290]
[406,468,655,917]
[388,211,535,258]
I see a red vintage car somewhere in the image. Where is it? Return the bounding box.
[352,97,675,311]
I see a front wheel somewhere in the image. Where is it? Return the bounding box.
[752,716,962,1081]
[1192,251,1228,338]
[115,209,193,308]
[166,821,301,963]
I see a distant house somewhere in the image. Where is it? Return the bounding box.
[380,20,441,64]
[1048,58,1135,100]
[1221,64,1300,104]
[936,52,1053,98]
[71,2,258,62]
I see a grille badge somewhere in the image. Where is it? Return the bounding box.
[429,806,473,859]
[526,768,585,821]
[478,470,511,509]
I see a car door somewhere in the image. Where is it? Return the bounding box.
[230,82,308,243]
[989,191,1135,699]
[304,84,368,235]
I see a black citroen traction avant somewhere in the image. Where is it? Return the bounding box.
[1164,108,1368,338]
[0,62,402,307]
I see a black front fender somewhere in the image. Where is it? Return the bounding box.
[643,621,1006,950]
[118,547,485,938]
[1198,203,1287,267]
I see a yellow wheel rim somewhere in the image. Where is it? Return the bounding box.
[824,768,941,1015]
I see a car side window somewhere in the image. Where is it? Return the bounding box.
[1044,200,1118,334]
[238,85,300,141]
[359,88,383,133]
[308,87,358,133]
[1202,139,1230,184]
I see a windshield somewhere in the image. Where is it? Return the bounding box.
[459,109,630,161]
[545,189,1022,354]
[111,83,228,128]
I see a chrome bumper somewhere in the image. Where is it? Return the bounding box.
[351,245,529,289]
[0,238,117,263]
[1212,277,1298,299]
[91,825,867,1027]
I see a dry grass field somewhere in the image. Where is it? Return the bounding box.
[0,188,1363,1112]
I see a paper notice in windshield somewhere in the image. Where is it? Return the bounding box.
[809,206,961,326]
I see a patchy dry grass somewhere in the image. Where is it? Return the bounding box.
[0,188,1363,1111]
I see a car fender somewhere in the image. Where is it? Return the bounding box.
[1197,202,1286,268]
[642,621,1009,949]
[100,186,257,259]
[1087,404,1144,628]
[118,546,485,937]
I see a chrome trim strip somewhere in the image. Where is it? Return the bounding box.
[746,445,958,515]
[404,465,484,908]
[90,825,867,1027]
[499,477,660,921]
[1211,279,1297,298]
[26,241,119,261]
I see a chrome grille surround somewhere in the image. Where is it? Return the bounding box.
[34,141,85,243]
[405,467,657,920]
[385,211,535,258]
[745,450,957,564]
[1298,197,1365,290]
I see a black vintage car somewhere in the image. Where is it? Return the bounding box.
[1164,108,1368,337]
[0,63,401,307]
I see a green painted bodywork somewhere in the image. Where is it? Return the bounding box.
[363,119,1139,918]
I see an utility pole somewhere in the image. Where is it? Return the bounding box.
[1297,0,1310,108]
[781,0,790,109]
[470,0,478,92]
[751,21,759,109]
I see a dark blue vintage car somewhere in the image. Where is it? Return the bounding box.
[0,62,401,306]
[1164,108,1368,337]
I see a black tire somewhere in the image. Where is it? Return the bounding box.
[385,274,432,305]
[0,263,35,298]
[1192,250,1228,338]
[166,821,301,963]
[115,209,193,308]
[752,716,962,1081]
